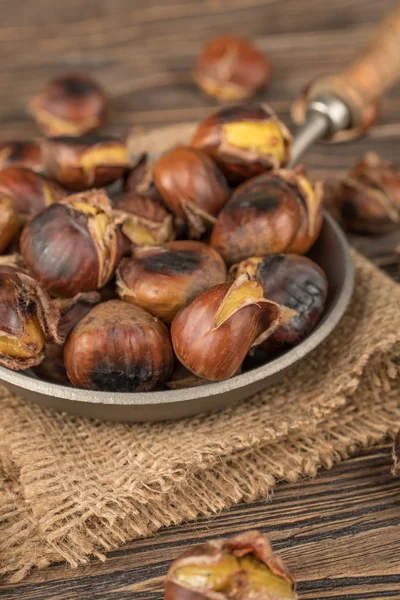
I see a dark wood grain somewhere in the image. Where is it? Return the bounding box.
[0,0,399,597]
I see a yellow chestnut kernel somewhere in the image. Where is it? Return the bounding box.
[33,109,97,136]
[174,554,239,591]
[240,555,295,597]
[80,146,130,172]
[296,174,321,235]
[223,121,286,162]
[0,317,45,359]
[93,212,109,240]
[213,277,263,328]
[122,219,157,245]
[72,201,100,215]
[198,76,247,101]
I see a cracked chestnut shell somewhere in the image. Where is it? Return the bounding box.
[192,104,291,183]
[164,530,297,600]
[0,195,20,254]
[194,35,271,102]
[33,292,100,385]
[115,193,175,247]
[327,152,400,234]
[117,241,227,323]
[211,169,324,265]
[231,254,328,351]
[123,153,163,202]
[41,134,131,191]
[0,140,43,172]
[171,274,289,381]
[0,271,61,370]
[20,190,125,297]
[29,74,109,137]
[154,146,230,238]
[0,254,27,274]
[64,299,174,391]
[0,167,65,223]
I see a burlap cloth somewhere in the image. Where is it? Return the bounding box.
[1,124,400,583]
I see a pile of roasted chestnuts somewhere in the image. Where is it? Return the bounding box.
[0,69,330,393]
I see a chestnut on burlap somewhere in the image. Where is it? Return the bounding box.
[1,125,400,583]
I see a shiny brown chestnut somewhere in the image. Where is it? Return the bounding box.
[194,35,271,102]
[33,292,100,385]
[164,530,297,600]
[122,153,163,201]
[41,134,131,191]
[153,146,230,238]
[327,152,400,234]
[115,193,175,247]
[211,168,324,265]
[0,196,20,254]
[171,274,289,381]
[0,140,43,172]
[20,189,125,298]
[0,167,65,223]
[0,271,61,370]
[117,241,227,323]
[64,299,174,391]
[192,103,292,183]
[231,254,328,351]
[29,74,109,137]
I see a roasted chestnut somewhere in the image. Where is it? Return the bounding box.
[231,254,328,351]
[194,35,271,101]
[115,193,174,247]
[0,254,26,274]
[192,104,291,183]
[123,153,162,201]
[0,196,20,254]
[211,169,324,264]
[171,274,289,381]
[64,299,174,391]
[20,189,125,297]
[153,146,230,238]
[0,271,61,370]
[0,167,65,223]
[41,134,131,191]
[117,241,227,323]
[327,152,400,234]
[29,73,109,137]
[164,530,297,600]
[0,140,43,172]
[33,292,100,384]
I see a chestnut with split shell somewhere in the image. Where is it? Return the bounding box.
[115,193,175,247]
[41,134,131,191]
[0,195,20,254]
[29,73,109,137]
[20,189,125,298]
[171,274,292,381]
[164,530,297,600]
[117,241,227,323]
[192,103,292,183]
[64,300,174,391]
[194,35,271,102]
[231,254,328,351]
[0,271,61,370]
[154,146,230,238]
[211,168,324,265]
[0,140,43,172]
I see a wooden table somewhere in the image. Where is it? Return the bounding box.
[0,0,399,597]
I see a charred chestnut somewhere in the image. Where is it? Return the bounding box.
[115,194,175,247]
[211,169,324,265]
[64,300,174,391]
[41,134,131,191]
[231,254,328,351]
[164,530,297,600]
[117,241,227,323]
[0,271,61,370]
[33,292,100,384]
[171,274,289,381]
[0,196,20,254]
[0,141,43,172]
[20,189,125,297]
[0,167,65,223]
[29,74,109,137]
[194,35,271,102]
[192,104,291,183]
[327,152,400,234]
[153,146,230,238]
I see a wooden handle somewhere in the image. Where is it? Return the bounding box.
[309,2,400,126]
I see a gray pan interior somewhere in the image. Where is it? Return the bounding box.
[0,212,354,422]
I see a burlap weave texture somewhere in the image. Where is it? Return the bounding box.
[0,125,399,582]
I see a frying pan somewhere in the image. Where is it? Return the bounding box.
[2,3,400,421]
